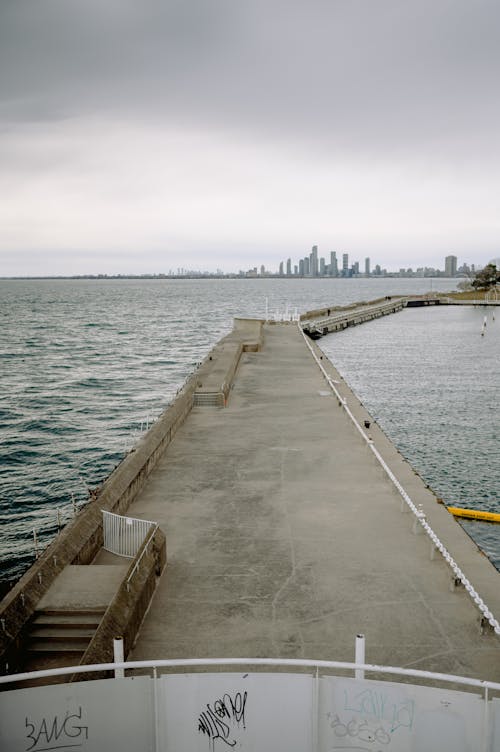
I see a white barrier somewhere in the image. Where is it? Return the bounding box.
[102,510,157,558]
[1,658,499,751]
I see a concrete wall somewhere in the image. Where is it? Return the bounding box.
[74,527,166,681]
[193,319,264,405]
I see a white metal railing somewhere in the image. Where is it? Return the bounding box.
[125,523,159,590]
[3,656,500,752]
[102,510,157,558]
[299,325,500,636]
[2,655,500,691]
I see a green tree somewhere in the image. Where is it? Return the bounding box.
[471,263,500,290]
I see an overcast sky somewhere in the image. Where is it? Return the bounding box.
[1,0,499,275]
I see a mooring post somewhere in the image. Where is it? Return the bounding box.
[355,633,365,680]
[113,637,125,679]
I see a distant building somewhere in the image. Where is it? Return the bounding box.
[330,252,338,277]
[445,255,457,277]
[279,261,284,275]
[310,245,319,277]
[299,259,304,276]
[342,253,349,277]
[286,258,292,276]
[303,257,310,276]
[319,257,325,275]
[365,257,370,276]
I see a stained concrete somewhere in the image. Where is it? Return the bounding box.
[126,324,500,681]
[37,565,128,611]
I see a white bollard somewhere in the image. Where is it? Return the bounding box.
[355,633,365,680]
[113,637,125,678]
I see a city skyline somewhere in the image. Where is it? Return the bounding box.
[4,251,488,280]
[243,250,478,279]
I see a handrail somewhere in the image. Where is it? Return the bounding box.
[125,523,159,589]
[298,324,500,636]
[2,656,500,690]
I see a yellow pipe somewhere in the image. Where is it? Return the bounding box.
[447,506,500,523]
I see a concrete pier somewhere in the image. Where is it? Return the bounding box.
[301,297,407,338]
[123,323,500,681]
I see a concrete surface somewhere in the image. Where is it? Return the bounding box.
[124,324,500,681]
[37,565,128,611]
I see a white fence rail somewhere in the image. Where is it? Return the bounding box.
[2,655,500,752]
[102,510,157,558]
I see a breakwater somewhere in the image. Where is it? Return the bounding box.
[301,296,406,338]
[2,295,499,687]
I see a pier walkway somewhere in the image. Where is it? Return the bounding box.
[124,323,500,680]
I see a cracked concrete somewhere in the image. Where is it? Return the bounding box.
[126,323,500,681]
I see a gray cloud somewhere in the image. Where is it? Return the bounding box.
[1,0,499,272]
[3,1,499,145]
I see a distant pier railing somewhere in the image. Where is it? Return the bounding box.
[301,297,407,339]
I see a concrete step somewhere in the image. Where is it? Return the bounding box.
[28,640,89,653]
[35,608,105,617]
[32,612,103,628]
[29,628,96,642]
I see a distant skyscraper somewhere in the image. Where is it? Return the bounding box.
[319,257,325,275]
[299,259,304,276]
[303,257,310,276]
[286,258,292,276]
[310,245,318,277]
[342,253,349,276]
[279,261,284,275]
[445,255,457,277]
[365,257,370,276]
[330,252,338,276]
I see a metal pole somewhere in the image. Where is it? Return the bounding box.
[355,633,365,680]
[33,529,39,559]
[113,637,124,679]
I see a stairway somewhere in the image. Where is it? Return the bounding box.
[23,608,105,680]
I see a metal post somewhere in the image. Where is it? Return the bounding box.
[33,529,39,559]
[113,637,124,678]
[481,687,489,752]
[355,633,365,680]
